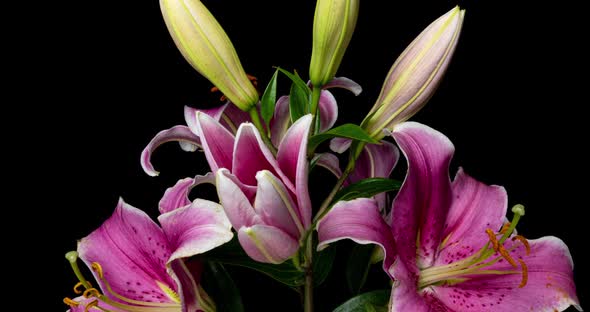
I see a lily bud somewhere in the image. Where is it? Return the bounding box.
[309,0,359,87]
[362,6,465,139]
[160,0,259,111]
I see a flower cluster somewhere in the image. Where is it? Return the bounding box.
[63,1,581,311]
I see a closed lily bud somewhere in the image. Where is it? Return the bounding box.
[160,0,259,111]
[309,0,360,87]
[362,6,465,139]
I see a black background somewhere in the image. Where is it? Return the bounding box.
[38,0,587,310]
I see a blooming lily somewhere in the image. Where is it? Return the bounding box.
[318,122,581,311]
[362,7,465,139]
[63,196,233,312]
[194,112,313,263]
[160,0,258,111]
[309,0,360,87]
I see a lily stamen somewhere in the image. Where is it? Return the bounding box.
[211,74,259,102]
[83,288,101,298]
[74,281,85,294]
[518,259,529,288]
[513,235,531,255]
[63,297,80,307]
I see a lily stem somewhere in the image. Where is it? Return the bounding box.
[248,108,277,155]
[303,233,314,312]
[309,85,322,135]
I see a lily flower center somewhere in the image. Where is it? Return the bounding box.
[63,252,181,312]
[418,205,529,290]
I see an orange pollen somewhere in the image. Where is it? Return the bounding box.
[83,288,101,298]
[246,74,258,87]
[91,262,104,279]
[63,297,80,307]
[500,222,511,235]
[512,235,531,255]
[210,74,259,102]
[498,244,518,267]
[486,228,499,251]
[73,281,85,294]
[518,258,528,288]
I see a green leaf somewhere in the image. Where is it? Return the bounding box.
[346,244,374,295]
[333,178,402,204]
[333,290,390,312]
[308,124,379,152]
[202,237,305,288]
[276,67,311,96]
[203,262,244,312]
[260,69,279,129]
[313,244,336,286]
[289,80,309,122]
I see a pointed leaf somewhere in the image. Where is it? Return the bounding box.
[202,237,304,288]
[289,80,310,122]
[261,69,279,128]
[346,244,374,295]
[308,124,379,152]
[277,67,311,96]
[333,290,390,312]
[333,178,401,204]
[203,262,244,312]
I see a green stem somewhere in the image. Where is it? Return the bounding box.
[309,86,322,135]
[249,108,277,155]
[303,234,314,312]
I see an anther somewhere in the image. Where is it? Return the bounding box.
[512,235,531,255]
[486,229,499,251]
[83,288,101,298]
[74,282,85,294]
[85,299,99,312]
[91,262,104,279]
[498,244,518,267]
[518,258,528,288]
[63,297,80,307]
[500,222,511,235]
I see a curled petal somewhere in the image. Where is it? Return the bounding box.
[237,224,299,264]
[323,77,362,96]
[329,137,352,154]
[216,169,260,230]
[270,96,291,147]
[195,112,235,173]
[312,153,342,178]
[159,173,216,214]
[159,199,233,262]
[317,90,338,132]
[317,198,395,275]
[169,260,213,312]
[141,125,201,177]
[391,122,454,270]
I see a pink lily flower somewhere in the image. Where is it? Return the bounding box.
[193,112,313,263]
[64,196,233,312]
[318,122,581,311]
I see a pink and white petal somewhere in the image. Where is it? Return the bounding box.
[237,224,299,264]
[277,114,313,228]
[270,96,291,147]
[391,122,454,270]
[329,137,352,154]
[77,199,178,304]
[318,90,338,132]
[232,123,285,187]
[349,141,399,183]
[317,198,396,275]
[184,104,227,134]
[66,296,122,312]
[169,260,207,312]
[195,112,235,173]
[435,168,508,266]
[323,77,363,96]
[141,125,201,177]
[254,170,304,238]
[216,169,261,230]
[431,236,581,312]
[159,199,233,262]
[220,102,251,133]
[388,261,433,312]
[312,153,342,178]
[159,177,194,214]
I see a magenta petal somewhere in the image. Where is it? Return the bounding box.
[141,125,201,177]
[323,77,363,96]
[184,104,226,134]
[159,199,233,262]
[195,112,235,173]
[220,102,251,133]
[67,296,120,312]
[232,123,284,187]
[216,168,261,230]
[237,224,299,264]
[254,170,304,238]
[391,122,454,269]
[329,137,352,154]
[389,261,435,312]
[270,96,291,147]
[313,153,342,178]
[159,173,216,214]
[435,168,508,265]
[317,198,395,275]
[169,260,205,312]
[277,114,313,228]
[77,199,178,304]
[432,237,581,312]
[318,90,338,132]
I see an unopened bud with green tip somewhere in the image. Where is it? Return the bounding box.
[309,0,359,87]
[362,6,465,139]
[160,0,259,111]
